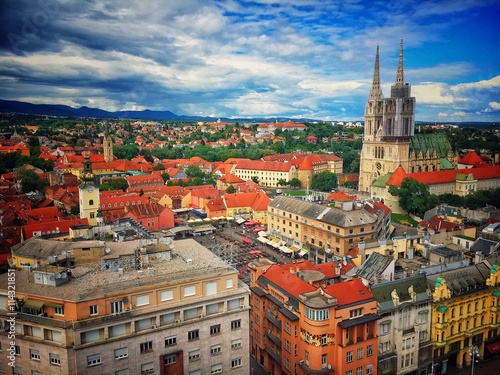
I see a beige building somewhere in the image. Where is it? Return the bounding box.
[267,196,390,261]
[0,238,250,375]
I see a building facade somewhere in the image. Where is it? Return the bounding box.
[371,274,433,375]
[267,196,390,261]
[0,239,250,375]
[249,258,379,375]
[79,151,100,226]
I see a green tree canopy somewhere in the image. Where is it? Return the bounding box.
[15,168,47,194]
[311,171,338,192]
[388,178,436,217]
[289,178,302,189]
[225,185,236,194]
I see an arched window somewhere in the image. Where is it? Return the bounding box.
[89,199,94,205]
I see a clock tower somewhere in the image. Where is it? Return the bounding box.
[79,150,100,226]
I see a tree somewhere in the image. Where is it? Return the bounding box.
[251,176,259,184]
[161,173,170,183]
[15,168,47,194]
[388,178,433,217]
[289,178,302,189]
[311,171,338,192]
[226,185,236,194]
[185,165,205,178]
[277,179,288,187]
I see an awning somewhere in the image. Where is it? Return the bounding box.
[298,250,306,257]
[44,301,63,308]
[258,231,267,237]
[257,237,269,244]
[23,299,45,309]
[270,241,281,248]
[236,218,246,224]
[280,246,294,254]
[487,342,500,354]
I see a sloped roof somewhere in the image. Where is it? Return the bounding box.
[410,133,451,158]
[371,274,431,312]
[234,159,294,172]
[325,191,356,202]
[224,191,270,211]
[386,166,407,186]
[419,216,461,232]
[356,252,393,283]
[459,151,483,167]
[324,278,374,306]
[298,157,313,171]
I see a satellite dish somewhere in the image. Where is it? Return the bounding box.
[55,273,61,279]
[31,263,38,269]
[105,248,111,254]
[48,256,53,262]
[61,272,67,279]
[49,275,55,281]
[61,251,66,256]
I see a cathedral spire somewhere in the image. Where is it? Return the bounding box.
[369,44,382,100]
[395,38,404,86]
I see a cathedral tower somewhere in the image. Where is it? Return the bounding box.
[359,39,416,192]
[79,150,100,226]
[103,123,114,163]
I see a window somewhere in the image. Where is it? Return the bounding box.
[184,285,196,297]
[189,349,200,362]
[206,281,217,295]
[211,364,222,374]
[207,303,219,315]
[322,354,327,367]
[54,306,64,315]
[417,311,428,324]
[165,336,177,346]
[82,329,100,343]
[356,367,363,375]
[357,347,363,359]
[305,307,329,321]
[164,354,176,365]
[90,305,98,315]
[232,338,242,350]
[141,362,154,374]
[232,358,242,368]
[231,319,241,329]
[211,344,222,356]
[184,307,198,320]
[366,364,373,375]
[14,345,20,355]
[111,300,124,314]
[367,345,373,356]
[87,353,102,366]
[322,334,327,346]
[114,347,128,360]
[380,321,390,334]
[346,371,353,375]
[50,353,61,365]
[136,294,149,306]
[115,370,129,375]
[210,324,221,335]
[226,278,233,288]
[109,324,126,337]
[188,329,200,341]
[347,351,353,363]
[160,313,175,325]
[140,341,153,353]
[350,308,363,319]
[228,298,240,310]
[160,290,173,301]
[30,349,40,360]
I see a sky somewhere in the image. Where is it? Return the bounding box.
[1,0,499,122]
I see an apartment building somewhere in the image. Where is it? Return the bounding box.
[231,160,297,188]
[249,258,379,375]
[0,238,250,375]
[426,257,500,373]
[371,274,433,374]
[267,196,390,262]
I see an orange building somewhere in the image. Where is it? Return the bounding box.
[249,258,379,375]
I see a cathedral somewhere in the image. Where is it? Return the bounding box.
[359,39,457,192]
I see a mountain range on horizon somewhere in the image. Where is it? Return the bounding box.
[0,99,496,126]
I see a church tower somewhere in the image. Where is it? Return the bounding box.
[79,150,100,226]
[103,123,114,163]
[359,39,415,192]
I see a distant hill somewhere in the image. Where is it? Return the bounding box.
[0,99,185,120]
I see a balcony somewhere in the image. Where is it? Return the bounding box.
[0,311,73,329]
[265,310,282,329]
[434,322,448,330]
[298,361,333,374]
[73,310,133,329]
[266,330,281,347]
[403,327,415,336]
[433,340,447,348]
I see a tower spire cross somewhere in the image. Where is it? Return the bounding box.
[369,43,383,100]
[396,38,404,86]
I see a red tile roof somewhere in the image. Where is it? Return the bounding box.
[235,160,294,172]
[459,151,483,167]
[326,191,356,202]
[324,278,373,306]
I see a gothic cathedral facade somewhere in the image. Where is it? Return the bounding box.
[359,39,456,192]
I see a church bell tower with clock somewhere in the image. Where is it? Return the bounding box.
[79,150,100,226]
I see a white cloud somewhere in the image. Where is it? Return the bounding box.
[452,111,466,117]
[489,102,500,110]
[438,112,447,117]
[412,83,454,104]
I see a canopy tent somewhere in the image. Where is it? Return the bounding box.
[279,246,294,254]
[258,231,267,237]
[257,237,269,244]
[236,218,246,224]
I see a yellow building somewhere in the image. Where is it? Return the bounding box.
[426,258,500,373]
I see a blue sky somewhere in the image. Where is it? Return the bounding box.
[1,0,499,122]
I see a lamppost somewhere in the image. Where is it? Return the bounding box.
[468,345,480,375]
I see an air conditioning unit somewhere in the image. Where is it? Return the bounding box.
[151,324,157,329]
[175,319,180,323]
[240,305,245,309]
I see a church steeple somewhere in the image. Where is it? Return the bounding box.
[369,44,383,100]
[395,38,404,86]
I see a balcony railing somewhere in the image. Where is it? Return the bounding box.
[266,330,281,347]
[0,311,72,329]
[73,310,133,329]
[265,311,282,329]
